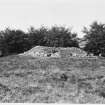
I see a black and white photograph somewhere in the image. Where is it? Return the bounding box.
[0,0,105,103]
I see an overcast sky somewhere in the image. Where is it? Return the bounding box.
[0,0,105,37]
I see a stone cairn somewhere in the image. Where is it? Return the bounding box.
[19,46,97,59]
[19,46,61,58]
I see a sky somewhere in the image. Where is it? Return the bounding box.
[0,0,105,37]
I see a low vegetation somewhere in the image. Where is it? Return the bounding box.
[0,51,104,103]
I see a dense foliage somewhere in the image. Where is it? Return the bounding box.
[83,21,105,56]
[42,26,79,47]
[0,26,79,56]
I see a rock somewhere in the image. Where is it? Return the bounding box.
[19,46,60,58]
[19,46,97,58]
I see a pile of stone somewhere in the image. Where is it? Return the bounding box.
[19,46,97,59]
[60,47,87,58]
[19,46,61,58]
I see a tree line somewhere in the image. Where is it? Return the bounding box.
[0,21,105,57]
[0,26,79,56]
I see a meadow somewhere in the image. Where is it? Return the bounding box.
[0,54,105,103]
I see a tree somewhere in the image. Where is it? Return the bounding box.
[43,26,79,47]
[83,21,105,56]
[0,28,31,56]
[0,26,79,57]
[28,26,48,47]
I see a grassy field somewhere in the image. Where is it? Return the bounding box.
[0,55,105,103]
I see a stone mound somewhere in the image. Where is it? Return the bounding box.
[60,47,87,58]
[19,46,61,58]
[19,46,97,58]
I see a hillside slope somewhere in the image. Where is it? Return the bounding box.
[0,54,105,103]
